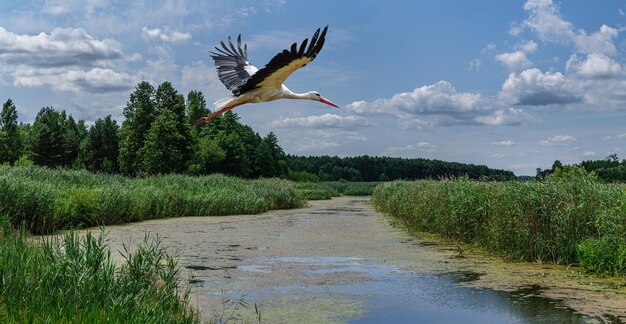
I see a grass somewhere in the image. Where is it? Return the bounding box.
[373,175,626,276]
[295,182,377,200]
[0,219,198,323]
[0,166,305,234]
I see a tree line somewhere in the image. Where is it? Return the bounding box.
[1,81,515,181]
[537,154,626,182]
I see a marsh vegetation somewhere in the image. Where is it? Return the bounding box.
[373,171,626,276]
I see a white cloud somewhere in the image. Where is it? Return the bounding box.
[181,60,230,100]
[416,142,435,150]
[348,81,533,126]
[583,151,596,157]
[538,134,576,146]
[272,113,370,128]
[0,27,123,67]
[468,58,481,71]
[474,108,531,126]
[496,52,533,71]
[293,141,340,152]
[566,53,622,79]
[13,67,133,93]
[602,132,626,141]
[387,142,436,153]
[142,27,192,44]
[0,26,134,94]
[523,0,619,56]
[492,140,516,146]
[495,41,537,72]
[500,68,582,105]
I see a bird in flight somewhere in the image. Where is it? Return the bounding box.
[194,26,339,125]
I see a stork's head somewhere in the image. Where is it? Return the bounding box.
[308,91,339,108]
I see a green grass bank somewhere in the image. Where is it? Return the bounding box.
[373,177,626,276]
[0,166,304,234]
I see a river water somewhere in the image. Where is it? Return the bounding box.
[90,196,624,323]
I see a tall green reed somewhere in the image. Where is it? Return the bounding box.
[373,176,626,276]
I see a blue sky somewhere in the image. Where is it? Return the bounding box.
[1,0,625,175]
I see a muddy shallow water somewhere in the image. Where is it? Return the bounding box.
[84,196,626,323]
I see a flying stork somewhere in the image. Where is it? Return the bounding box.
[194,26,338,125]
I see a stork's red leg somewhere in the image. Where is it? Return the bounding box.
[194,103,243,126]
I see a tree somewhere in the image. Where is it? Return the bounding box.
[140,110,186,174]
[84,115,120,173]
[186,90,210,125]
[0,99,22,164]
[30,107,64,167]
[119,82,157,174]
[187,136,225,175]
[61,114,87,167]
[155,81,191,170]
[253,140,276,178]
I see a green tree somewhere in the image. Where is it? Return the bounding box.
[84,115,120,173]
[155,81,191,170]
[140,110,185,174]
[0,99,22,164]
[187,136,225,175]
[253,140,276,178]
[216,131,250,177]
[186,90,210,125]
[61,114,87,167]
[31,107,64,167]
[119,81,157,174]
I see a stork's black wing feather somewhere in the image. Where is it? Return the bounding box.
[210,35,257,96]
[237,26,329,95]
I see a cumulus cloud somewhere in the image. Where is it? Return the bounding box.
[492,140,516,146]
[142,27,191,43]
[495,40,537,71]
[523,0,619,56]
[348,81,532,126]
[13,67,133,93]
[566,53,622,79]
[0,27,123,68]
[500,68,582,105]
[0,26,134,93]
[272,113,370,128]
[538,134,576,146]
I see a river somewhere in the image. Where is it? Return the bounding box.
[89,196,625,323]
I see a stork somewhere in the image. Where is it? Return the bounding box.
[194,26,338,125]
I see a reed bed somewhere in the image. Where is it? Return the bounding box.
[0,166,304,234]
[373,177,626,276]
[295,182,377,200]
[0,221,197,323]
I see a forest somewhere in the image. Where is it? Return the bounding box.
[2,80,619,182]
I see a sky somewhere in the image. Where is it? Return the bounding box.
[1,0,625,175]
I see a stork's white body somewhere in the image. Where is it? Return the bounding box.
[215,85,308,110]
[194,26,338,125]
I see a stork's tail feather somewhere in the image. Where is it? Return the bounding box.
[193,97,241,126]
[214,97,233,110]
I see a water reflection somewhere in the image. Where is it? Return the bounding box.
[235,256,601,323]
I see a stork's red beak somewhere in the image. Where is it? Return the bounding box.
[319,96,339,108]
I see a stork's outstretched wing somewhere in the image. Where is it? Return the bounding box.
[210,35,258,96]
[238,26,328,94]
